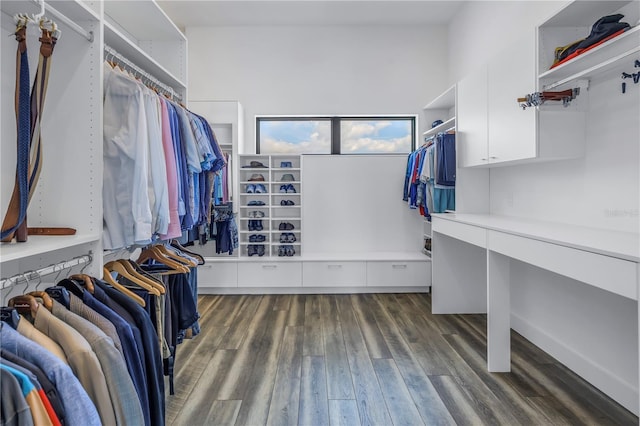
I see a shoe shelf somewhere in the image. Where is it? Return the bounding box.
[238,154,303,257]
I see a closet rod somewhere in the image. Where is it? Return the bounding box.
[104,44,183,102]
[30,0,94,42]
[0,252,93,290]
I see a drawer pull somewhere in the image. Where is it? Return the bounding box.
[392,264,408,269]
[199,264,213,269]
[262,265,277,270]
[327,265,343,269]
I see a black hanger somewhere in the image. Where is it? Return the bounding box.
[45,286,71,309]
[0,307,21,329]
[57,278,85,298]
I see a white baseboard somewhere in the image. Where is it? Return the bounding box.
[199,286,430,295]
[511,312,638,416]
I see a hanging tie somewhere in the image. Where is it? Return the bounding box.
[1,19,32,242]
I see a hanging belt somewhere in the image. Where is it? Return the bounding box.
[1,25,31,242]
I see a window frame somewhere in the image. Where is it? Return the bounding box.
[256,115,417,155]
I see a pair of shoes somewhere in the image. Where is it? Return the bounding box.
[247,184,268,193]
[279,184,297,193]
[278,245,296,257]
[248,220,264,231]
[248,200,265,206]
[280,199,295,206]
[279,233,296,243]
[248,244,266,256]
[249,234,266,242]
[280,161,292,168]
[248,210,265,218]
[278,222,295,231]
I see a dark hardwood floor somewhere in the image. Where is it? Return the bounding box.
[166,293,637,426]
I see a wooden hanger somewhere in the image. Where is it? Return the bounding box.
[102,267,146,307]
[137,246,189,274]
[26,291,54,311]
[104,261,160,296]
[117,259,165,294]
[171,240,205,265]
[8,294,39,320]
[157,245,198,268]
[69,274,94,293]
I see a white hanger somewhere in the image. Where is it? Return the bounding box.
[31,0,45,23]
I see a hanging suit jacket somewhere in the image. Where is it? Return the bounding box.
[32,305,116,426]
[16,315,67,365]
[0,323,100,426]
[67,292,124,356]
[51,300,145,426]
[0,367,33,426]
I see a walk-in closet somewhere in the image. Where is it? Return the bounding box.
[1,1,638,425]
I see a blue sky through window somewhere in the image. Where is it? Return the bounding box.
[258,118,413,154]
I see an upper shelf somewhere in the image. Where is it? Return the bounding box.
[104,0,185,42]
[539,25,640,89]
[423,85,456,110]
[1,0,100,22]
[104,21,187,91]
[0,233,100,264]
[422,117,456,138]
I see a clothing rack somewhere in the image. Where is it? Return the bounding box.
[0,252,93,290]
[31,0,94,42]
[104,44,183,102]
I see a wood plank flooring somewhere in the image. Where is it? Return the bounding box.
[166,293,637,426]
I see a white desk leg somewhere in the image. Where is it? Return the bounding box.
[487,250,511,372]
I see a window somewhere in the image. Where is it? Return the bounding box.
[257,116,415,154]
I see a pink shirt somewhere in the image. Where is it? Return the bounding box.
[158,98,182,239]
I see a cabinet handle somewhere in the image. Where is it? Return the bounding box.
[481,158,488,161]
[489,156,498,159]
[200,264,213,269]
[391,264,408,269]
[262,265,277,270]
[327,264,343,269]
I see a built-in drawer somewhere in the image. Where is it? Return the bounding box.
[237,262,302,287]
[302,261,366,287]
[197,261,238,288]
[366,261,431,287]
[488,231,637,300]
[433,218,487,248]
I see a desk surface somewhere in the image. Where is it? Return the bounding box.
[432,213,640,263]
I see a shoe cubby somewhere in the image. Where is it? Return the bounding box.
[238,154,303,257]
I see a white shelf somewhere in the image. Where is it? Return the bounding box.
[423,85,456,110]
[271,168,301,171]
[104,21,187,91]
[539,26,640,89]
[240,193,270,196]
[422,117,456,138]
[104,0,186,42]
[0,234,101,264]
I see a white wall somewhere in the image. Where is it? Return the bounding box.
[186,24,449,152]
[449,0,639,413]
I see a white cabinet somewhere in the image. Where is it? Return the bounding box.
[457,29,585,169]
[366,261,430,287]
[302,262,367,287]
[237,261,302,287]
[457,65,489,168]
[198,262,238,288]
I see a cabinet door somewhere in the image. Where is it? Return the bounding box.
[457,65,489,167]
[487,31,537,164]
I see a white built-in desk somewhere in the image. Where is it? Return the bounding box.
[431,213,639,411]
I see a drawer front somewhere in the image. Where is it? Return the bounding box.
[197,262,238,288]
[237,262,302,287]
[366,261,431,287]
[488,231,637,300]
[303,262,366,287]
[433,218,487,248]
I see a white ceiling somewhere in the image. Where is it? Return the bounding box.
[157,0,467,29]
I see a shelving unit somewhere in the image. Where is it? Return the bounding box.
[537,1,639,90]
[238,154,303,257]
[422,85,456,141]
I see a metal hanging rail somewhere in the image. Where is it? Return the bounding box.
[104,44,183,102]
[0,252,93,290]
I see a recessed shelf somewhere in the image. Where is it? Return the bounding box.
[422,117,456,138]
[423,85,456,110]
[539,25,640,90]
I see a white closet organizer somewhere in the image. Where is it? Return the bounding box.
[1,0,103,281]
[238,154,303,258]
